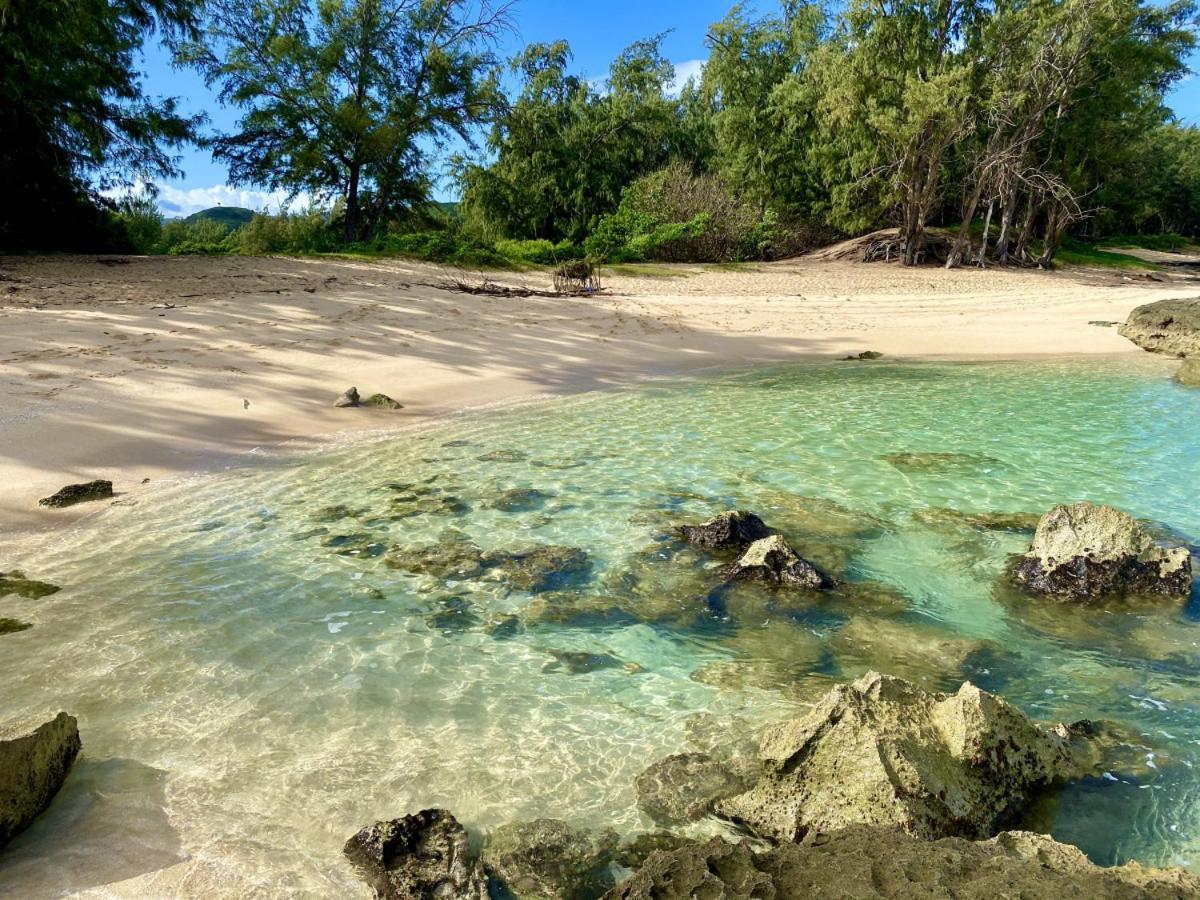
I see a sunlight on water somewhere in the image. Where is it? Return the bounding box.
[1,356,1197,895]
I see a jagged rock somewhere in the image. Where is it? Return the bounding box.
[0,618,33,635]
[1178,357,1200,387]
[343,809,486,900]
[483,545,592,593]
[1,712,82,848]
[714,672,1086,842]
[334,387,361,407]
[0,571,61,599]
[635,753,758,826]
[912,507,1041,534]
[37,480,113,508]
[483,818,619,900]
[604,827,1200,900]
[753,494,888,576]
[486,488,553,512]
[679,511,771,550]
[724,535,833,589]
[1119,298,1200,357]
[614,833,698,870]
[386,535,485,580]
[881,452,1004,473]
[1011,503,1192,600]
[364,393,404,409]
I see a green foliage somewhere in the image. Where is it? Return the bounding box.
[0,0,204,250]
[116,195,165,254]
[1055,236,1161,269]
[493,239,583,264]
[160,217,240,255]
[185,206,255,228]
[237,210,337,254]
[1100,233,1190,251]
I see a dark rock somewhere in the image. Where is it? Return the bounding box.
[364,393,404,409]
[912,507,1041,534]
[483,545,592,593]
[483,818,619,900]
[343,809,486,900]
[1,712,82,848]
[486,488,552,512]
[881,452,1004,473]
[390,493,470,518]
[477,449,528,463]
[312,504,361,522]
[1119,297,1200,357]
[841,350,884,360]
[426,597,481,632]
[605,827,1200,899]
[0,618,33,635]
[484,613,522,639]
[635,753,758,826]
[386,535,485,580]
[715,672,1087,842]
[679,511,771,551]
[1011,502,1192,600]
[522,591,638,628]
[540,649,626,675]
[334,387,361,408]
[324,533,388,558]
[614,833,698,870]
[724,535,833,589]
[0,571,61,599]
[38,480,113,508]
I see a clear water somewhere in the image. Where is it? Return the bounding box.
[1,358,1198,896]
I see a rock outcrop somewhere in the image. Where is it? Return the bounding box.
[635,753,758,826]
[1,712,82,848]
[724,535,833,589]
[37,480,113,508]
[604,827,1200,900]
[714,672,1085,842]
[1012,503,1192,600]
[679,511,771,550]
[483,818,619,900]
[343,809,486,900]
[1119,297,1200,357]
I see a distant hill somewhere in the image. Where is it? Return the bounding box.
[184,206,255,228]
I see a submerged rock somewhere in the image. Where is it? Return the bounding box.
[881,452,1004,473]
[386,535,485,580]
[0,570,61,599]
[483,545,592,593]
[486,487,553,512]
[714,672,1086,842]
[635,753,758,826]
[483,613,522,640]
[334,386,361,408]
[1119,297,1200,357]
[390,493,470,518]
[312,504,361,522]
[1178,357,1200,387]
[830,615,993,686]
[37,479,113,508]
[522,591,638,629]
[605,827,1200,899]
[0,618,32,635]
[343,808,486,900]
[540,648,626,675]
[679,511,771,551]
[477,449,529,463]
[425,597,481,632]
[1,712,81,848]
[724,535,833,590]
[614,832,698,870]
[364,392,404,409]
[912,507,1041,534]
[1011,502,1192,600]
[842,350,884,360]
[483,818,619,900]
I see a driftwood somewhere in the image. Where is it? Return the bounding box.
[862,232,950,264]
[433,277,606,299]
[553,260,602,294]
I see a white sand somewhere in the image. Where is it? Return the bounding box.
[1,253,1194,538]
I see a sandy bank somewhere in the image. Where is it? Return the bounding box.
[0,253,1194,539]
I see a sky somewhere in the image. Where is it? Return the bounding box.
[134,0,1200,218]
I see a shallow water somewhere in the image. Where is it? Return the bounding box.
[1,357,1198,895]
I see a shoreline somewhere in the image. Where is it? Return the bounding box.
[1,253,1193,551]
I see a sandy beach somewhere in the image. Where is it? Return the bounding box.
[1,253,1194,538]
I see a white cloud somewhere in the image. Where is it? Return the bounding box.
[104,182,310,218]
[668,59,706,96]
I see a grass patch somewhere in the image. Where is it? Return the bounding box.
[1096,233,1191,252]
[1055,237,1161,270]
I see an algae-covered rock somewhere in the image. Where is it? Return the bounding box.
[343,808,486,900]
[598,541,720,627]
[881,452,1004,473]
[484,613,522,640]
[0,618,33,635]
[312,504,361,522]
[724,535,833,590]
[364,393,404,409]
[425,597,481,632]
[714,672,1083,842]
[386,535,485,580]
[1177,357,1200,387]
[540,648,626,675]
[679,511,771,551]
[0,570,61,599]
[477,449,529,463]
[37,480,113,508]
[1,712,82,848]
[483,545,592,593]
[635,753,758,826]
[483,818,619,900]
[324,533,387,559]
[1012,503,1192,600]
[912,507,1041,534]
[1119,297,1200,357]
[523,591,638,628]
[830,616,992,686]
[605,827,1200,900]
[486,487,553,512]
[390,492,470,518]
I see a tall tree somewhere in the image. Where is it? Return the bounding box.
[0,0,202,250]
[190,0,512,243]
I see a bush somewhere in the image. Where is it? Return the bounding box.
[238,209,337,254]
[116,195,163,254]
[494,238,583,264]
[373,230,512,268]
[159,218,239,255]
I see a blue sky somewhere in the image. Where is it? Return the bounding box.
[135,0,1200,217]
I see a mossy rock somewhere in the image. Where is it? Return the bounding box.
[37,479,113,508]
[386,535,485,580]
[485,487,553,512]
[0,571,61,600]
[912,507,1041,534]
[483,544,592,593]
[364,393,403,409]
[0,618,33,635]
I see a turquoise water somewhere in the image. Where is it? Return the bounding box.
[1,357,1198,896]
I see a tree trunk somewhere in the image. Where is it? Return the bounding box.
[977,199,994,268]
[946,179,986,269]
[344,164,361,244]
[1014,193,1038,264]
[995,186,1017,264]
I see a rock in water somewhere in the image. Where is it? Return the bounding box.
[604,827,1200,899]
[483,818,619,900]
[334,386,361,408]
[0,712,81,848]
[1119,298,1200,357]
[482,544,592,593]
[724,535,833,589]
[0,570,61,599]
[635,753,758,826]
[714,672,1085,842]
[679,511,772,550]
[1012,503,1192,600]
[343,809,486,900]
[1178,357,1200,387]
[37,480,113,508]
[364,393,404,409]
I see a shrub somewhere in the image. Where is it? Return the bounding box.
[116,195,163,254]
[494,238,583,264]
[160,218,239,255]
[238,209,337,254]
